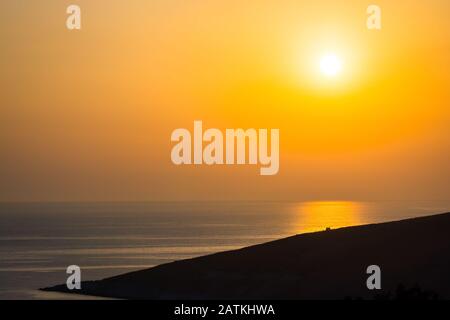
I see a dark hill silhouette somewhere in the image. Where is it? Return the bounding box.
[42,212,450,299]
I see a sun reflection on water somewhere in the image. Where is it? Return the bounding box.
[293,201,367,234]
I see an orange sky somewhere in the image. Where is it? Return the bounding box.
[0,0,449,201]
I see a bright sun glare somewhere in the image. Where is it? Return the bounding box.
[319,54,342,77]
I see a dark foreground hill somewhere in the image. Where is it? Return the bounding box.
[42,212,450,299]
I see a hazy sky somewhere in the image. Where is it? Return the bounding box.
[1,0,449,201]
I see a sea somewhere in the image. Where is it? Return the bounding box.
[0,201,448,299]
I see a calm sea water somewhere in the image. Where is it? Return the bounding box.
[0,201,448,300]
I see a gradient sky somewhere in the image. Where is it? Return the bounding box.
[0,0,449,201]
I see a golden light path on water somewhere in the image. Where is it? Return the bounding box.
[293,201,366,234]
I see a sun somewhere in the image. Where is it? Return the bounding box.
[319,54,342,77]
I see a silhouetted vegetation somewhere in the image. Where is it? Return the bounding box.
[374,284,439,300]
